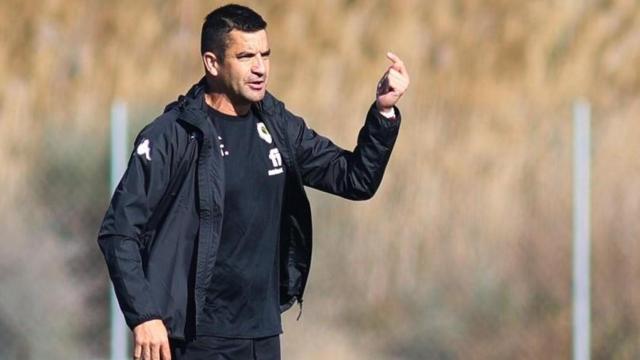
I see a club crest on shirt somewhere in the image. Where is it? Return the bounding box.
[256,122,272,144]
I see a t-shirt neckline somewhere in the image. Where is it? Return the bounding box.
[207,105,253,123]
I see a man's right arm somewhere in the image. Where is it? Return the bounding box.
[281,52,409,200]
[97,123,174,329]
[98,122,178,359]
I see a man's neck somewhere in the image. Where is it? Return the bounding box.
[204,92,251,117]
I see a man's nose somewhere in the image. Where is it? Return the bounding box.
[252,55,266,75]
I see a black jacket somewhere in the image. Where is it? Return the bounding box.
[98,78,401,340]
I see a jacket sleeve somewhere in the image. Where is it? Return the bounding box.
[97,122,174,330]
[286,103,401,200]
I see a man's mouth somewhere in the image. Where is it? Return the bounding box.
[248,80,265,91]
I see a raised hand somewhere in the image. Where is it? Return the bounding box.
[376,52,410,112]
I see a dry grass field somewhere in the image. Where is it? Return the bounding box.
[1,0,639,358]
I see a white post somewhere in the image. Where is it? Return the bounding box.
[573,100,591,360]
[110,101,130,360]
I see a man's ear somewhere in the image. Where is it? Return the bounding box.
[203,52,219,76]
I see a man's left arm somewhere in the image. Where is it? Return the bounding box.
[288,52,410,200]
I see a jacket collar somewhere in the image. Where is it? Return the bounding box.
[169,77,210,133]
[170,76,277,131]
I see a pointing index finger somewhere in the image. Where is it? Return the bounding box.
[386,51,401,63]
[386,51,406,74]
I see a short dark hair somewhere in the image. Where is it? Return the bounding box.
[201,4,267,61]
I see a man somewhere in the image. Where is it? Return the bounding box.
[98,4,409,360]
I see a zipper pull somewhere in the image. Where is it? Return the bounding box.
[296,299,303,321]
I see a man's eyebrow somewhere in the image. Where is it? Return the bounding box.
[236,51,256,57]
[236,49,271,57]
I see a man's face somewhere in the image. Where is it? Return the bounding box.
[217,29,270,105]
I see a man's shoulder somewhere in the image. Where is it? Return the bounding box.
[260,91,284,115]
[142,103,190,135]
[135,106,190,149]
[139,79,206,140]
[260,92,305,128]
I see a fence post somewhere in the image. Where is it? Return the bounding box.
[110,101,129,360]
[573,100,591,360]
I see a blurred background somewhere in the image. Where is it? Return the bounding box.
[1,0,639,358]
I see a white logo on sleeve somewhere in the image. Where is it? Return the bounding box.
[136,139,152,161]
[268,148,283,176]
[257,122,273,144]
